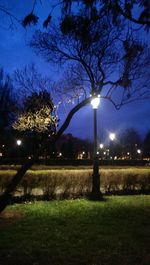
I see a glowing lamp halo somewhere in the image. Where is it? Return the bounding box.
[91,95,100,109]
[109,133,116,141]
[16,139,22,146]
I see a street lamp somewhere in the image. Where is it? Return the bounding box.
[16,139,22,146]
[16,139,22,159]
[109,133,116,141]
[99,143,104,149]
[137,149,141,154]
[137,149,142,159]
[109,133,116,162]
[91,94,102,199]
[99,144,104,160]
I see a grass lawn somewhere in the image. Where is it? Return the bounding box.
[0,195,150,265]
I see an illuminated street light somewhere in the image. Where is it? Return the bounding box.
[109,133,116,141]
[91,95,100,109]
[16,139,22,159]
[136,149,142,160]
[90,93,102,199]
[137,149,141,154]
[99,143,104,149]
[16,139,22,146]
[109,133,116,163]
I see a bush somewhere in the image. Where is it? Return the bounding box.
[0,167,150,199]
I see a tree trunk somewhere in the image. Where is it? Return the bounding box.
[0,159,34,213]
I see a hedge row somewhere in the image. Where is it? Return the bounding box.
[0,167,150,200]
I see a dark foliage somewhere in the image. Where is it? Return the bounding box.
[43,14,52,28]
[22,12,39,27]
[23,90,53,112]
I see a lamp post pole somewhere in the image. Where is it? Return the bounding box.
[92,107,100,197]
[109,133,116,164]
[90,94,102,199]
[16,139,22,160]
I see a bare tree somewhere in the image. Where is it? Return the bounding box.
[0,2,150,212]
[14,64,53,97]
[30,17,150,107]
[30,12,149,197]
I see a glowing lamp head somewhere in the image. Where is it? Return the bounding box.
[16,139,22,146]
[91,96,100,109]
[137,149,141,154]
[100,144,104,149]
[109,133,116,141]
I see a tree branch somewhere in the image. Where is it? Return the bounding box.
[55,97,91,140]
[117,3,150,27]
[0,6,21,25]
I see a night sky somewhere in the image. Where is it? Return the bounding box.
[0,0,150,141]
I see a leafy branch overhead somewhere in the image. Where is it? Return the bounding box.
[62,0,150,29]
[0,1,149,29]
[22,12,39,27]
[20,1,150,30]
[19,0,150,29]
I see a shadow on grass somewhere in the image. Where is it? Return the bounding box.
[5,188,149,207]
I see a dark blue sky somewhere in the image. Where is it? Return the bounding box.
[0,0,150,141]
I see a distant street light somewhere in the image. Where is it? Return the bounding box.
[16,139,22,159]
[91,93,102,199]
[99,144,104,160]
[137,149,142,159]
[16,139,22,146]
[109,133,116,162]
[109,133,116,141]
[99,143,104,149]
[137,149,141,154]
